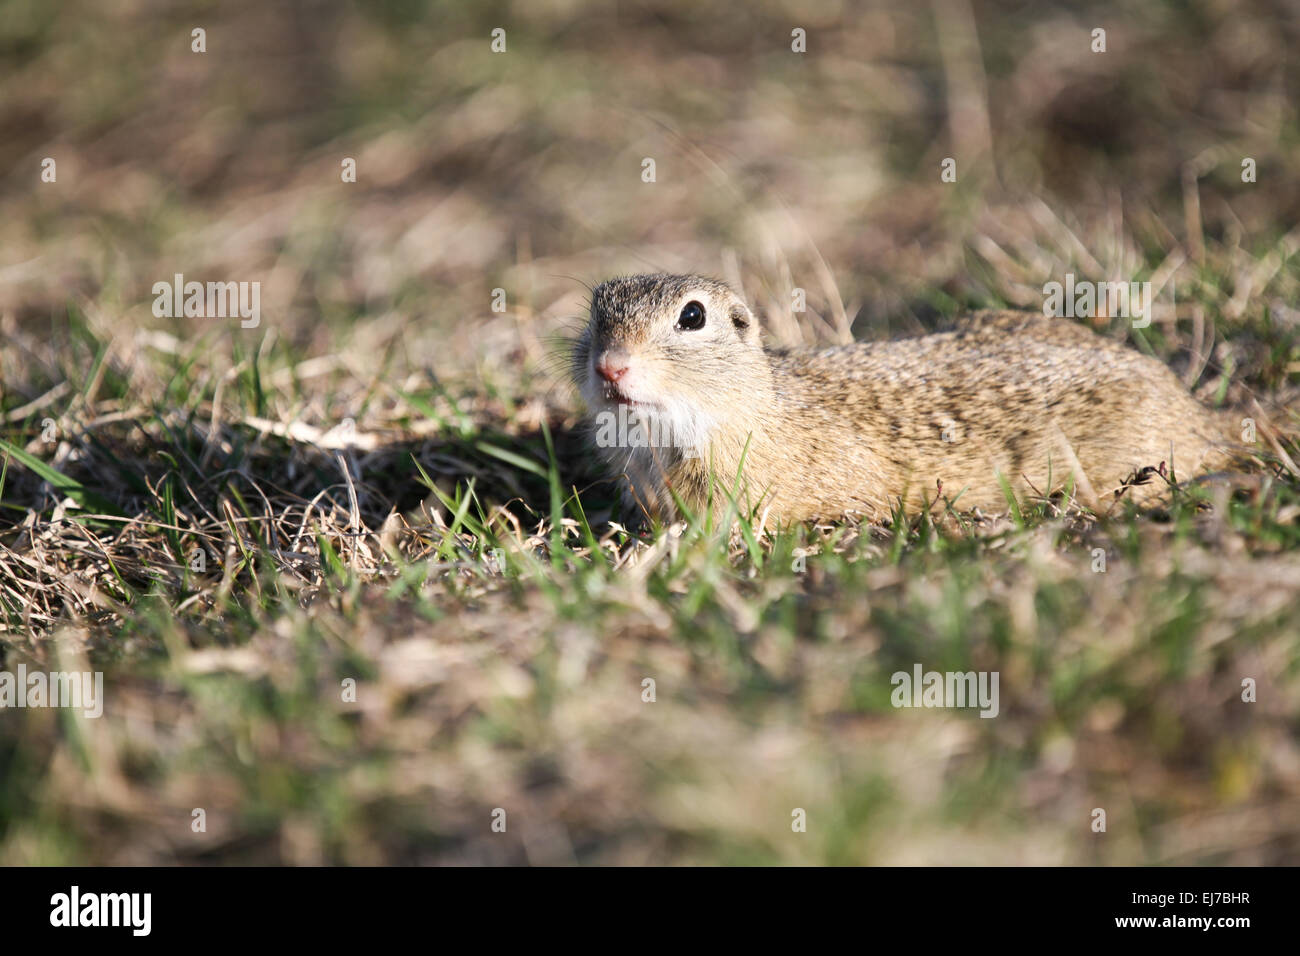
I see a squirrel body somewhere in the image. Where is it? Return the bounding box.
[572,274,1234,524]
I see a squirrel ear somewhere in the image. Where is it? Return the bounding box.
[729,304,763,344]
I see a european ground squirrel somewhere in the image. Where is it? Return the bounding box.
[572,273,1237,524]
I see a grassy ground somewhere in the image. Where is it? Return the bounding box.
[1,0,1299,864]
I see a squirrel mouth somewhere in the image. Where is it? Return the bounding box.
[599,380,658,409]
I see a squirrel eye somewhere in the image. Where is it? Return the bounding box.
[676,301,706,331]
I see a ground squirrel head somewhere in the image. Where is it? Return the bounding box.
[571,275,769,452]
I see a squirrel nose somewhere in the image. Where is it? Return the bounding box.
[596,348,631,384]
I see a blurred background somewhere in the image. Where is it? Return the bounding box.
[4,0,1298,380]
[1,0,1299,865]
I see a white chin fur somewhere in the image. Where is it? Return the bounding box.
[583,375,715,455]
[631,400,715,456]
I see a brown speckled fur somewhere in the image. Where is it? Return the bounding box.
[572,274,1237,524]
